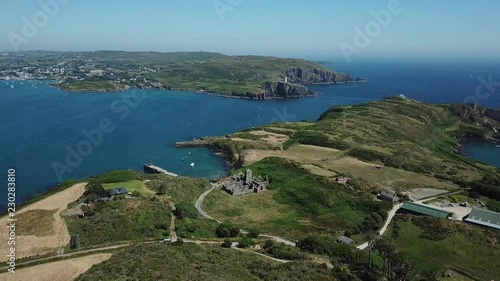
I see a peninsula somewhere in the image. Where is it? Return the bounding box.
[0,51,360,98]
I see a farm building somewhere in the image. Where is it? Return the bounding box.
[108,187,128,197]
[338,236,355,245]
[398,202,453,219]
[379,191,399,203]
[464,208,500,230]
[336,177,350,184]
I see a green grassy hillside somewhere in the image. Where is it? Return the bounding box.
[76,243,335,281]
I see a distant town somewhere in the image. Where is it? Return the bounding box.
[0,51,167,90]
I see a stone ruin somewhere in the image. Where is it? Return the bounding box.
[222,169,269,196]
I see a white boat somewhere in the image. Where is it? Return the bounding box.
[190,162,195,167]
[496,145,500,148]
[10,85,14,88]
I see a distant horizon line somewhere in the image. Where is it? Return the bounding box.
[2,49,500,63]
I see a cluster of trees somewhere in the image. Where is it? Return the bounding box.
[297,235,413,281]
[371,238,413,281]
[216,222,240,238]
[469,174,500,201]
[82,183,108,203]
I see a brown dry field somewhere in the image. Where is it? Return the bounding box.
[0,253,112,281]
[0,182,87,262]
[242,144,458,191]
[248,130,289,147]
[243,144,343,165]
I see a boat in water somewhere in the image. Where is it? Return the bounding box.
[496,145,500,148]
[190,162,195,167]
[10,84,14,88]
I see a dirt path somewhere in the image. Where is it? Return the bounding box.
[0,182,87,262]
[170,203,178,242]
[0,253,111,281]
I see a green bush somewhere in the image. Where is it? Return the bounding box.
[216,222,240,238]
[238,237,254,248]
[222,239,233,248]
[173,202,199,219]
[248,228,260,238]
[262,240,306,260]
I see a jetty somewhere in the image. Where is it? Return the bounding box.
[175,138,210,148]
[144,163,178,177]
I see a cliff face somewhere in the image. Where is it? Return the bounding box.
[260,81,316,98]
[285,67,353,84]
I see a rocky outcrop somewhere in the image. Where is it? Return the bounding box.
[284,67,353,84]
[260,81,316,98]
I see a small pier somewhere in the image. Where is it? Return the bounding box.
[144,163,178,177]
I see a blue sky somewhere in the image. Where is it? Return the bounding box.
[1,0,499,60]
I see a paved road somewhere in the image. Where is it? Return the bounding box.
[195,183,222,222]
[356,190,465,250]
[194,184,297,247]
[356,203,403,250]
[259,234,296,247]
[417,190,464,203]
[1,243,131,270]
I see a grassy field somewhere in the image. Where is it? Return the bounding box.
[76,243,335,281]
[86,170,211,203]
[66,198,172,247]
[205,157,390,240]
[386,216,500,281]
[102,180,156,197]
[148,55,350,96]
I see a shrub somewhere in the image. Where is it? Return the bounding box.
[173,202,199,219]
[262,240,306,260]
[216,222,239,238]
[238,237,254,248]
[248,228,260,238]
[222,239,232,248]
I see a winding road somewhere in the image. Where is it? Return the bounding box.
[195,183,222,223]
[194,183,296,246]
[356,203,403,250]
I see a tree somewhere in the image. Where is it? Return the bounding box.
[374,238,397,276]
[390,252,413,281]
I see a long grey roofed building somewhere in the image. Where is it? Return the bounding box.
[464,208,500,230]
